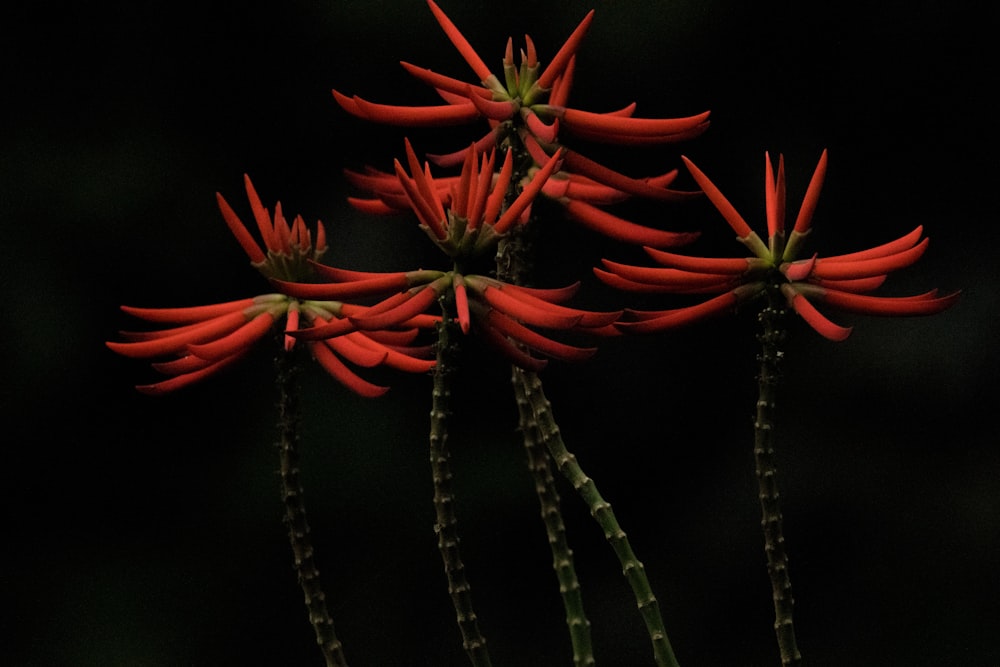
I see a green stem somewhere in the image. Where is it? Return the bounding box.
[275,348,349,667]
[430,315,493,667]
[512,366,595,667]
[515,367,679,667]
[754,295,802,667]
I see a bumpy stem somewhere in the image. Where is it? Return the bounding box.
[512,367,595,666]
[754,294,802,666]
[275,348,348,667]
[430,315,493,667]
[516,367,679,667]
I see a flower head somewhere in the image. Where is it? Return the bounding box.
[333,1,709,200]
[597,150,959,339]
[107,176,436,396]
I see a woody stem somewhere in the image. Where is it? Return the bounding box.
[515,367,680,667]
[430,312,493,667]
[755,289,802,667]
[275,346,348,667]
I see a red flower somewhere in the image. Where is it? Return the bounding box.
[332,0,709,200]
[272,140,621,369]
[346,137,700,249]
[107,176,436,396]
[597,150,959,340]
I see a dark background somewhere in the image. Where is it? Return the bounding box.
[3,1,996,665]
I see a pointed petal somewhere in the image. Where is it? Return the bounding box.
[215,192,266,263]
[681,155,753,238]
[323,334,389,368]
[118,298,259,324]
[562,199,700,248]
[493,148,563,233]
[308,341,389,398]
[533,10,595,91]
[560,107,711,138]
[348,280,446,330]
[136,353,248,395]
[615,291,739,334]
[425,0,494,83]
[643,247,753,274]
[107,311,250,358]
[399,61,494,99]
[485,308,596,362]
[792,149,828,234]
[796,284,960,316]
[338,90,480,126]
[186,311,277,360]
[810,238,930,279]
[477,285,581,329]
[600,259,738,291]
[781,283,852,341]
[820,226,924,262]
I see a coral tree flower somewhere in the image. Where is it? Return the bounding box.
[107,175,437,397]
[346,136,701,250]
[277,139,621,370]
[332,0,709,201]
[597,150,959,340]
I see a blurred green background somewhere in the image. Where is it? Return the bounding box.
[3,1,996,665]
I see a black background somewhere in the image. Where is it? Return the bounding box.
[3,1,997,665]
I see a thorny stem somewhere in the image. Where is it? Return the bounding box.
[515,367,680,667]
[430,312,493,667]
[512,367,595,667]
[755,287,802,667]
[275,347,348,667]
[494,129,595,665]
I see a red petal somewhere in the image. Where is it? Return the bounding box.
[215,192,265,263]
[681,155,753,238]
[322,335,388,368]
[600,259,738,291]
[107,311,250,358]
[810,238,929,279]
[186,311,277,360]
[119,298,257,324]
[561,108,711,138]
[485,308,596,362]
[309,341,389,398]
[534,10,595,91]
[345,92,480,126]
[781,284,852,341]
[615,292,739,334]
[136,353,248,395]
[820,226,924,262]
[563,199,699,248]
[792,149,828,234]
[797,284,960,316]
[643,247,752,274]
[426,0,494,83]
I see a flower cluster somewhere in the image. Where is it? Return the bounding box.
[598,150,959,338]
[336,0,707,247]
[276,137,621,371]
[107,176,436,396]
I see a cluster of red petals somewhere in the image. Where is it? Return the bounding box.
[381,137,563,257]
[597,150,959,340]
[279,268,621,372]
[333,0,709,215]
[347,135,700,250]
[108,177,437,396]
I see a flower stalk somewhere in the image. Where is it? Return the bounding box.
[753,287,802,667]
[430,311,493,667]
[512,367,594,667]
[515,367,680,667]
[274,345,349,667]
